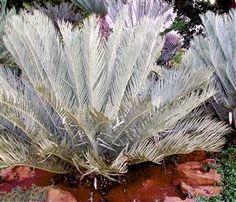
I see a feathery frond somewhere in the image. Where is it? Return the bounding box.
[34,2,82,25]
[72,0,107,14]
[0,0,16,67]
[181,9,236,123]
[0,6,230,179]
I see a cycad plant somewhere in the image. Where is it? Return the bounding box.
[0,0,16,67]
[0,6,230,182]
[33,2,83,25]
[72,0,107,15]
[73,0,180,65]
[181,9,236,126]
[73,0,175,29]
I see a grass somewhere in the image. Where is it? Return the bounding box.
[196,147,236,202]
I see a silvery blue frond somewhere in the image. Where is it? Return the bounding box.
[0,5,230,179]
[182,9,236,125]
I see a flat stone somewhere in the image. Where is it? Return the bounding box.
[15,166,35,180]
[0,166,35,182]
[164,196,194,202]
[0,167,16,181]
[176,161,203,171]
[180,182,222,198]
[45,188,77,202]
[173,161,221,186]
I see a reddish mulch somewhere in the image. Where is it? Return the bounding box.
[0,151,218,202]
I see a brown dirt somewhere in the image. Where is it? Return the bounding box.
[0,151,212,202]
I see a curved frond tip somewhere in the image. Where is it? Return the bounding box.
[0,5,230,179]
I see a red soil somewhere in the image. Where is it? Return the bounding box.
[105,164,183,202]
[0,169,57,194]
[0,151,220,202]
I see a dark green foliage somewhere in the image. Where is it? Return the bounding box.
[197,195,222,202]
[216,148,236,201]
[197,147,236,202]
[7,0,69,10]
[166,0,236,48]
[167,0,214,48]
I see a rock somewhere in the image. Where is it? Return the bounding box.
[173,160,222,198]
[173,161,221,186]
[0,166,35,182]
[164,196,194,202]
[15,166,35,180]
[0,168,59,194]
[180,169,220,186]
[180,182,222,198]
[0,167,16,181]
[176,161,203,171]
[45,188,77,202]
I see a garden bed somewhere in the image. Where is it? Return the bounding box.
[0,150,224,202]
